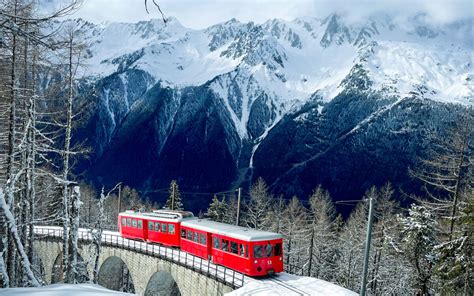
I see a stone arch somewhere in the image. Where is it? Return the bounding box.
[97,256,135,293]
[144,270,181,296]
[51,251,90,284]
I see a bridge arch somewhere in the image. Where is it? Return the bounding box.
[51,251,90,284]
[97,255,135,293]
[144,270,181,296]
[33,236,235,295]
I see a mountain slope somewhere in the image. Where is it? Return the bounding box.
[68,13,473,209]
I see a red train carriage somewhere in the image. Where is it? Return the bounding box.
[118,210,194,247]
[181,219,284,277]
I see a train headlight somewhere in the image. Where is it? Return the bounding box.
[279,257,282,261]
[254,260,258,264]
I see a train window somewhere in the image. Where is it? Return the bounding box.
[138,220,142,229]
[132,219,137,228]
[168,224,175,234]
[187,231,192,240]
[213,237,220,249]
[239,244,248,257]
[121,218,126,226]
[155,222,160,231]
[253,245,263,258]
[230,242,238,254]
[162,223,167,233]
[126,218,131,226]
[265,244,273,258]
[200,234,206,245]
[194,232,199,242]
[221,239,229,251]
[275,243,282,256]
[181,229,186,238]
[148,221,153,230]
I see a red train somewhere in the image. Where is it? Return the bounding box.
[118,209,284,276]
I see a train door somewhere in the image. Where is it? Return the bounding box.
[143,219,149,240]
[206,233,212,260]
[211,235,223,264]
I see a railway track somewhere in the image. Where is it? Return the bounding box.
[264,274,310,296]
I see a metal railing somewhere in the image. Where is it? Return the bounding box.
[33,226,245,289]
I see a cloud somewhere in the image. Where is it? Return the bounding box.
[52,0,473,27]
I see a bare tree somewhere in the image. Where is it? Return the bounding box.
[243,177,273,230]
[307,185,337,281]
[411,114,473,239]
[280,196,309,275]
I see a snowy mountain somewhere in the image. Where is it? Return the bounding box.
[65,13,473,209]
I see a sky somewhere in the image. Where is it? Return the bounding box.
[46,0,474,28]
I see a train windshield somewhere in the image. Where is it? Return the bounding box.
[265,244,273,257]
[253,245,263,258]
[254,244,277,258]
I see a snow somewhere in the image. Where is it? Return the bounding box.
[0,284,133,296]
[226,273,357,296]
[249,114,282,168]
[49,14,473,175]
[63,15,473,147]
[364,41,473,105]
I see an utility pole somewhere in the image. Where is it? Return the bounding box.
[117,183,122,215]
[360,196,375,296]
[236,187,241,226]
[171,182,175,211]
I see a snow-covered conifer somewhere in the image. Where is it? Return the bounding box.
[206,195,227,222]
[307,185,337,281]
[280,196,309,275]
[399,204,437,295]
[243,177,273,230]
[165,180,183,210]
[335,200,367,291]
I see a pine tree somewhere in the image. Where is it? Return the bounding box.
[399,204,437,295]
[335,201,367,291]
[307,185,337,281]
[366,184,414,295]
[223,194,238,225]
[265,195,286,233]
[206,195,227,222]
[165,180,183,210]
[280,196,309,275]
[243,177,272,230]
[411,114,473,239]
[435,188,473,294]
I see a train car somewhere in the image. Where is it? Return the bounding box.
[118,210,195,247]
[118,210,147,240]
[181,219,284,277]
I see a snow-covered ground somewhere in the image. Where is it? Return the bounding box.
[0,284,133,296]
[227,273,357,296]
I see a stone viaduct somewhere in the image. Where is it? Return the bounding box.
[32,228,241,295]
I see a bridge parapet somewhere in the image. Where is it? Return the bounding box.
[33,226,244,295]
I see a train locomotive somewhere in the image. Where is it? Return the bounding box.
[118,209,284,277]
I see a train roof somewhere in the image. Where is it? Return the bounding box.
[181,219,283,242]
[119,210,195,222]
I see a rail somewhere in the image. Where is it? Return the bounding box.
[33,226,245,289]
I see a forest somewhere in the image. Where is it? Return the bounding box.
[0,0,472,295]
